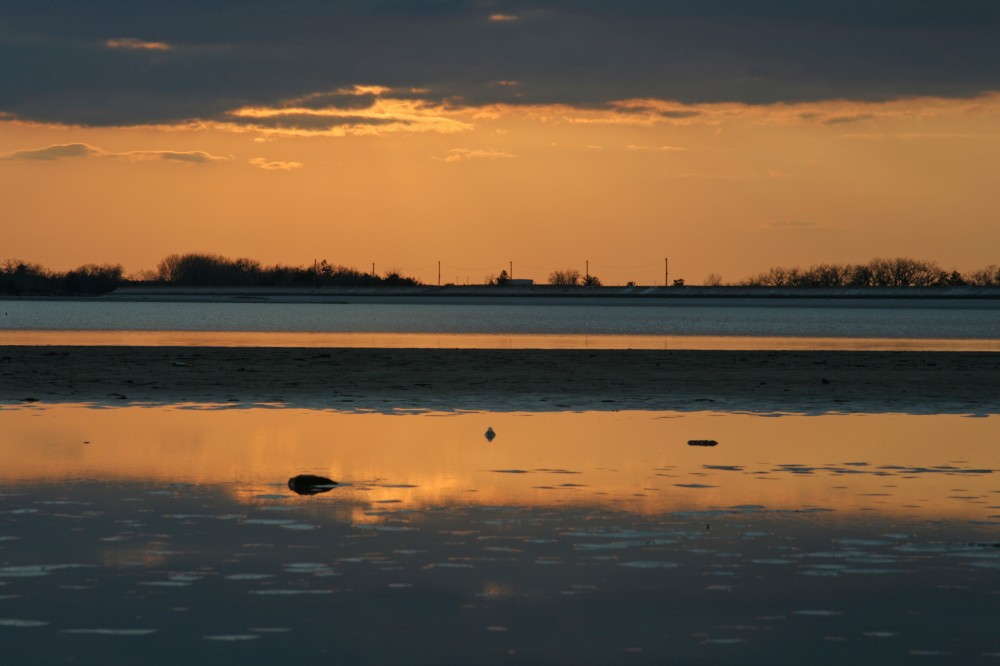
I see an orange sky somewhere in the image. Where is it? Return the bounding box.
[3,93,999,285]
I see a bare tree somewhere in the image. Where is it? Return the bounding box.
[968,265,1000,286]
[548,269,581,286]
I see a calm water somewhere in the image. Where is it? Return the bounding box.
[2,406,998,664]
[2,298,1000,349]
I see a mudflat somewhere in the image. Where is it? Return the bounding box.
[1,346,997,414]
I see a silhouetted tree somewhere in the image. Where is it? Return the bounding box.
[0,259,126,294]
[151,253,419,287]
[548,269,581,286]
[62,264,124,294]
[968,265,1000,286]
[740,258,953,288]
[582,274,602,287]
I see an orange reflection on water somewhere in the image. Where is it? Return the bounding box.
[1,330,998,350]
[0,406,996,521]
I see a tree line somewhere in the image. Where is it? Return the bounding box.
[0,253,418,295]
[152,254,418,288]
[737,258,1000,288]
[2,254,999,295]
[0,260,125,295]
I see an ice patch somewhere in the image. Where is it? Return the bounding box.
[204,635,260,641]
[63,628,157,636]
[618,561,679,569]
[249,589,334,595]
[0,618,48,628]
[794,610,842,616]
[0,564,92,577]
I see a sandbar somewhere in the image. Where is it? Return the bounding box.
[1,346,997,414]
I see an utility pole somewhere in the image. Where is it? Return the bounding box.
[437,261,441,286]
[586,260,589,280]
[372,262,376,279]
[509,261,513,279]
[665,257,669,286]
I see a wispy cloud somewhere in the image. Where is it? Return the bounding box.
[128,150,227,163]
[438,148,516,163]
[488,14,519,22]
[841,132,1000,141]
[0,143,100,160]
[0,143,227,164]
[625,144,688,152]
[105,37,171,51]
[248,157,303,171]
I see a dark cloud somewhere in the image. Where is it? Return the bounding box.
[823,114,877,125]
[283,92,380,111]
[1,1,999,126]
[223,113,402,131]
[659,110,703,120]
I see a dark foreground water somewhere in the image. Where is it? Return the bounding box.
[1,407,998,664]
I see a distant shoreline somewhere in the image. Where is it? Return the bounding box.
[2,284,994,304]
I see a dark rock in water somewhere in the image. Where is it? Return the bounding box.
[288,474,338,495]
[687,439,718,447]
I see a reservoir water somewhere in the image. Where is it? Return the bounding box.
[2,298,999,349]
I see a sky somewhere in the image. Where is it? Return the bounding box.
[2,0,999,285]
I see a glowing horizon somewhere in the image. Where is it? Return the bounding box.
[3,93,999,286]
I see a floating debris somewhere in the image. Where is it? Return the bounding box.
[688,439,718,447]
[485,427,496,442]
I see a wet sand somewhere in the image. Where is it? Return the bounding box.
[1,346,997,413]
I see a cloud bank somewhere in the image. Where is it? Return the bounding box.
[1,1,999,127]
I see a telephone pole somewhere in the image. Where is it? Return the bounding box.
[665,257,669,286]
[586,260,589,280]
[372,262,376,279]
[437,261,441,286]
[509,261,513,279]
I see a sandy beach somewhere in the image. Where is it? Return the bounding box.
[1,346,997,414]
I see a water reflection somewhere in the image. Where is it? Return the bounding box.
[1,406,998,664]
[1,406,996,521]
[2,329,999,350]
